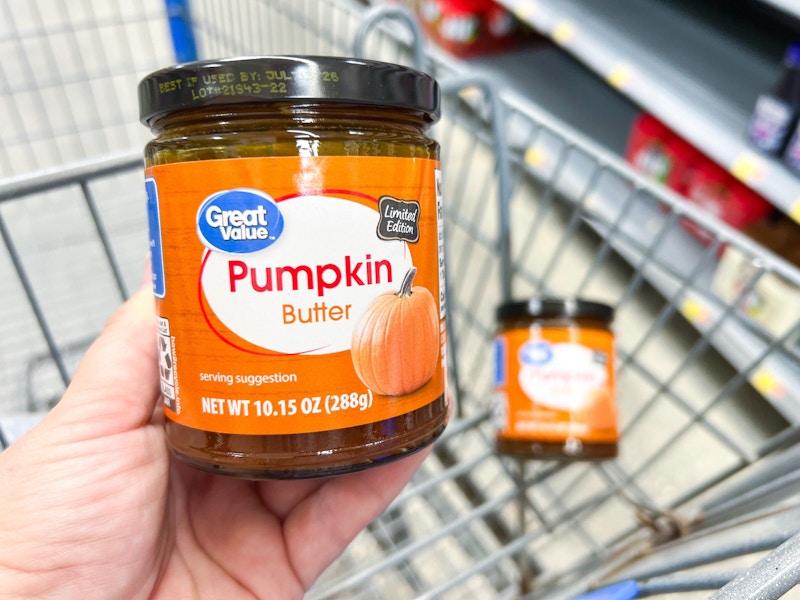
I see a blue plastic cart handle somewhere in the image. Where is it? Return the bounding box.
[165,0,198,63]
[574,580,640,600]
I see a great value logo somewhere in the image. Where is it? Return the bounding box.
[197,188,284,254]
[519,341,553,365]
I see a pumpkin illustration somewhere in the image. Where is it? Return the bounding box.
[351,266,439,396]
[578,388,616,431]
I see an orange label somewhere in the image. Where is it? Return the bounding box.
[145,156,445,435]
[493,326,617,444]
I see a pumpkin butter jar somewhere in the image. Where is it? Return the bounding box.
[493,298,618,461]
[138,56,447,478]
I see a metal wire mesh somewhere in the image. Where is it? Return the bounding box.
[0,0,172,177]
[3,0,800,597]
[0,155,146,413]
[0,0,173,414]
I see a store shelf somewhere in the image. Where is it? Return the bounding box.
[423,26,800,423]
[599,205,800,424]
[497,0,800,223]
[759,0,800,20]
[469,46,639,156]
[512,110,800,423]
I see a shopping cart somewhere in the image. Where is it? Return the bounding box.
[3,1,800,598]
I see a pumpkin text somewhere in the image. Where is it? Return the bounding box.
[227,253,393,297]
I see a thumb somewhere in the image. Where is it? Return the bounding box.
[48,271,160,439]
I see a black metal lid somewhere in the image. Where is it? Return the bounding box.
[138,55,441,126]
[497,298,614,323]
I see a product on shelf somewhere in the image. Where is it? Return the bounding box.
[782,102,800,174]
[625,113,699,195]
[712,214,800,339]
[747,42,800,156]
[414,0,534,57]
[746,213,800,269]
[682,159,773,246]
[627,112,772,246]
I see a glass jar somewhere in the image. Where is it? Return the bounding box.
[493,298,618,460]
[138,56,447,479]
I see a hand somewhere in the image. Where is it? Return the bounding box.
[0,276,429,599]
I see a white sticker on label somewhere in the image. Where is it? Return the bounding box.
[201,195,413,355]
[517,341,607,411]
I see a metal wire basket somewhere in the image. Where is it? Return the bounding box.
[3,1,800,598]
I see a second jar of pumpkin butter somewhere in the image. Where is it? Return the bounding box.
[493,298,618,460]
[138,56,447,479]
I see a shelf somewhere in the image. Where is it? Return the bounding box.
[758,0,800,20]
[497,0,800,223]
[427,34,800,423]
[469,45,639,156]
[515,113,800,424]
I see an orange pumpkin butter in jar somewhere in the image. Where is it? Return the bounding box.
[138,56,447,478]
[493,298,618,460]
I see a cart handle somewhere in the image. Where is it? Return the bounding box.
[353,4,428,74]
